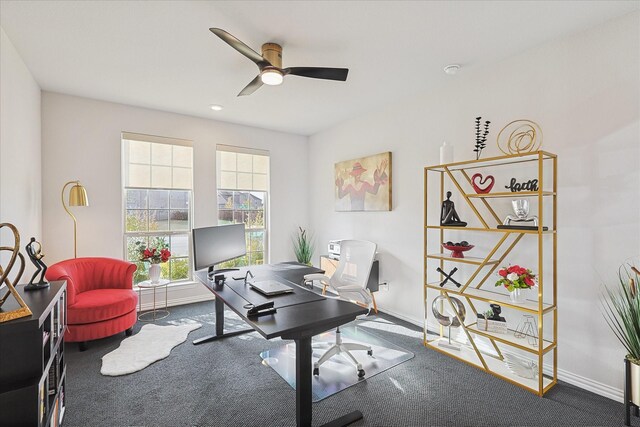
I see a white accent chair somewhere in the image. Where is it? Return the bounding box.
[303,240,377,378]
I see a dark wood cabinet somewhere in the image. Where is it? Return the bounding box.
[0,281,67,426]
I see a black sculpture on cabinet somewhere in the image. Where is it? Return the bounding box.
[25,237,49,291]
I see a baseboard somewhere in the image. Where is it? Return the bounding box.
[555,366,623,402]
[376,306,423,329]
[376,305,624,403]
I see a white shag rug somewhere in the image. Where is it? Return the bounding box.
[101,323,202,376]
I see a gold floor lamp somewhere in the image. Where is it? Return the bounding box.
[62,181,89,258]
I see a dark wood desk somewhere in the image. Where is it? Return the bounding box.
[194,263,367,427]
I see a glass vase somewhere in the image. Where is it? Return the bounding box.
[149,263,161,284]
[510,288,526,304]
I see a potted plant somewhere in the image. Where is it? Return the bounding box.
[495,264,536,303]
[292,227,314,266]
[602,265,640,409]
[135,238,171,283]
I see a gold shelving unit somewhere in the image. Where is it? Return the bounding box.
[423,151,557,396]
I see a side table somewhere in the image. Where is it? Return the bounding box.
[137,279,170,321]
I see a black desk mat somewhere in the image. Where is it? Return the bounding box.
[224,275,325,309]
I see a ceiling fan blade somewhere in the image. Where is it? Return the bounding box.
[283,67,349,81]
[209,28,270,67]
[238,75,263,97]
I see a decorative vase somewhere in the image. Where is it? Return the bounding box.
[630,358,640,407]
[149,263,161,284]
[440,141,453,165]
[509,288,526,304]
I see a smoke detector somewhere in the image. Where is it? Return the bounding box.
[443,64,461,75]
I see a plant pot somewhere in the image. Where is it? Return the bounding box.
[630,358,640,407]
[149,264,161,284]
[509,288,527,304]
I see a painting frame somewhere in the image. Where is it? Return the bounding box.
[334,151,392,212]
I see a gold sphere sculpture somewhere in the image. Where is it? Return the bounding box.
[496,120,543,155]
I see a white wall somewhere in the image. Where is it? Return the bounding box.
[0,27,41,279]
[308,12,640,399]
[41,92,308,303]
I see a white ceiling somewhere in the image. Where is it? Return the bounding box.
[1,1,637,136]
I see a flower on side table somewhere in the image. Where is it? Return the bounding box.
[135,239,171,283]
[495,265,536,291]
[136,243,171,264]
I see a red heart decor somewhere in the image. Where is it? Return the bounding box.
[471,173,495,194]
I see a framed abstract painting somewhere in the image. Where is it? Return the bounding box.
[335,151,392,211]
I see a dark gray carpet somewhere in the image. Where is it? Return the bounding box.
[64,302,635,427]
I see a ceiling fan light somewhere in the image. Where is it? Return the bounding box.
[260,69,283,86]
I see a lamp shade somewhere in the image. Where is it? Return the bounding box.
[68,183,89,206]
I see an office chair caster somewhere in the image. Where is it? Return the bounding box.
[357,369,365,378]
[313,367,319,376]
[367,349,373,356]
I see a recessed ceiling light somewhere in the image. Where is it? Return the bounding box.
[443,64,461,75]
[209,104,224,111]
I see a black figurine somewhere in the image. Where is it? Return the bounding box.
[25,237,49,291]
[487,304,506,322]
[440,191,467,227]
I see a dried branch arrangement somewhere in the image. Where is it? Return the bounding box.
[474,117,491,160]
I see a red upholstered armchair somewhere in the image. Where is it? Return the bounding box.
[45,257,138,351]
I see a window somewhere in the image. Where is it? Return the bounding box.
[216,145,269,267]
[122,132,193,284]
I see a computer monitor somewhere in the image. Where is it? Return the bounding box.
[192,223,246,277]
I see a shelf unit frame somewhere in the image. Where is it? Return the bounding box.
[423,151,557,396]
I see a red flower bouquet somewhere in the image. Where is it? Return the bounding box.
[135,240,171,264]
[495,265,536,292]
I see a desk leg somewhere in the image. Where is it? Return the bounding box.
[193,297,253,345]
[294,336,363,427]
[295,336,312,427]
[215,296,224,336]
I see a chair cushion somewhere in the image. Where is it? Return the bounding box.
[68,289,138,325]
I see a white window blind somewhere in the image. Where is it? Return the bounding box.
[216,144,269,192]
[123,132,193,190]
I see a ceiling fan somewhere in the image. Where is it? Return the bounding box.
[210,28,349,96]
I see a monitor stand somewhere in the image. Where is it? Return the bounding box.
[207,266,239,280]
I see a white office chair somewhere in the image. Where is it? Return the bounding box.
[304,240,377,378]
